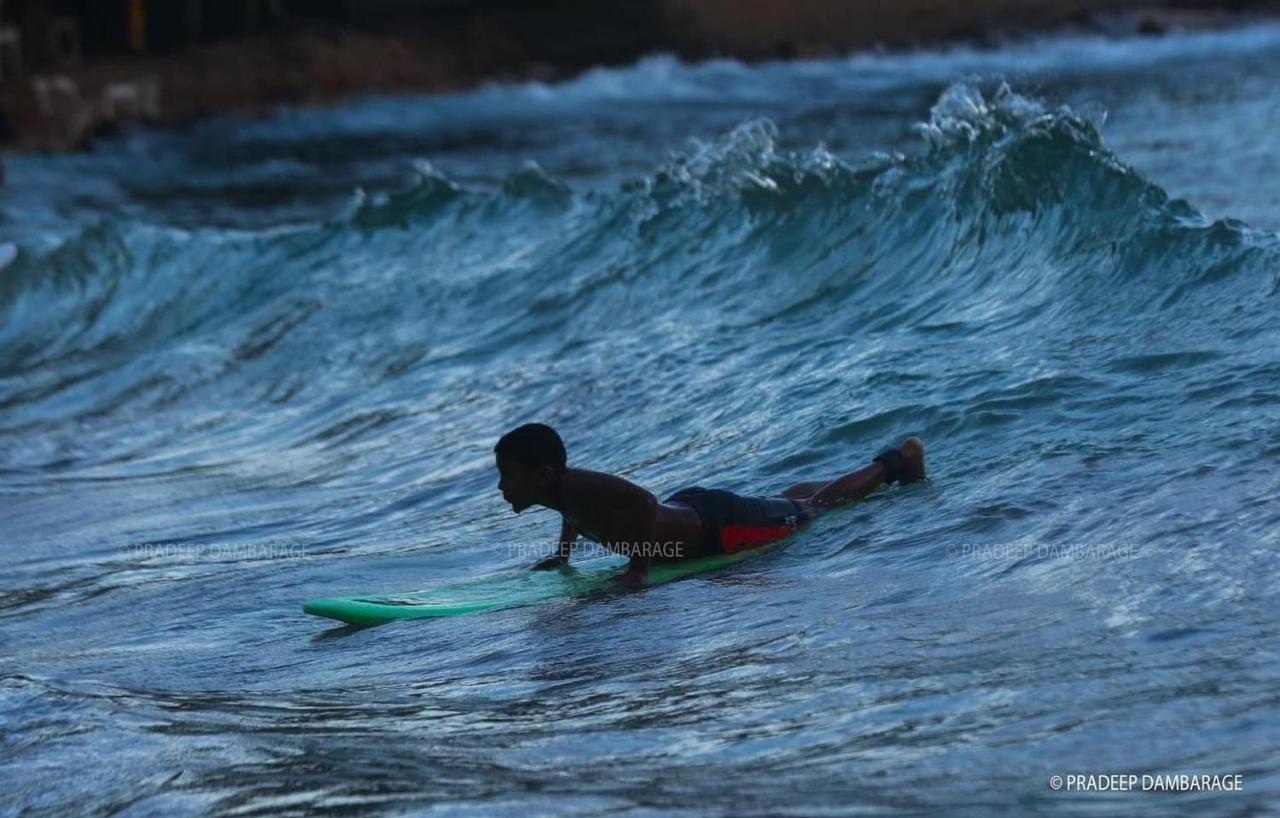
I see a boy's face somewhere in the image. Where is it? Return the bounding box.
[496,456,550,513]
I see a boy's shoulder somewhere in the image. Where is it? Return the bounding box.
[561,468,653,504]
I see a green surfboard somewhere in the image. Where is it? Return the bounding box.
[303,550,767,626]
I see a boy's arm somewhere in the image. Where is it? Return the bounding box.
[616,492,658,586]
[531,516,578,570]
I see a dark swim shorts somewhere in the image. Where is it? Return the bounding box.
[665,487,811,554]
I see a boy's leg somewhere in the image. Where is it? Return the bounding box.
[806,464,888,510]
[805,437,925,511]
[780,480,828,499]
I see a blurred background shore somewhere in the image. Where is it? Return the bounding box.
[0,0,1277,152]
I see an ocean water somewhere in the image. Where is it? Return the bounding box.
[2,23,1279,818]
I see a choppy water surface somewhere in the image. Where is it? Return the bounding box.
[2,23,1279,818]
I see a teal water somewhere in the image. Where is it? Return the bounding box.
[2,24,1279,817]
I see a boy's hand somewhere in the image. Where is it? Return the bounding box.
[616,559,648,587]
[531,517,577,571]
[531,554,568,571]
[615,568,646,587]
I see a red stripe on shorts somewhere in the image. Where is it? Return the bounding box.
[719,524,794,554]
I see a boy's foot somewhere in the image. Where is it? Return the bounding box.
[874,437,927,485]
[898,436,926,483]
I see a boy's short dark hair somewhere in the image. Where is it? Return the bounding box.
[495,423,567,473]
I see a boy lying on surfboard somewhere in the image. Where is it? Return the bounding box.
[495,423,926,586]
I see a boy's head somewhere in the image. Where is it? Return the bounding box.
[494,423,566,512]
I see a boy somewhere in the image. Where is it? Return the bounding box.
[495,423,926,585]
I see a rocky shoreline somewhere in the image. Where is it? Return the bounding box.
[1,1,1277,154]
